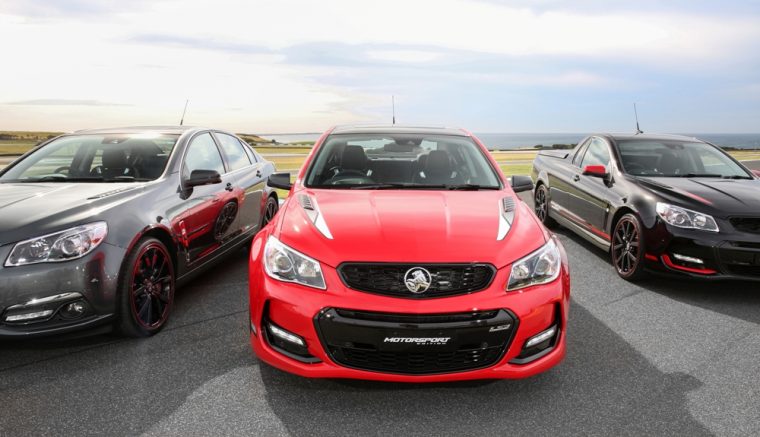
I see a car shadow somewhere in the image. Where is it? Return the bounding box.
[552,225,760,326]
[259,301,710,436]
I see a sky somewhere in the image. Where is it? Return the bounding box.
[1,0,759,134]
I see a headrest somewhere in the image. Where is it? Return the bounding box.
[341,145,367,171]
[424,150,452,179]
[102,148,128,169]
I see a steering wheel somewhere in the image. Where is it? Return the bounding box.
[327,173,375,185]
[624,162,646,174]
[53,166,71,175]
[90,165,103,176]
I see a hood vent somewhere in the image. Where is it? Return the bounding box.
[497,196,516,241]
[298,194,333,239]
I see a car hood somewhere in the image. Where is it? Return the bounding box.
[276,189,547,269]
[635,177,760,216]
[0,182,145,244]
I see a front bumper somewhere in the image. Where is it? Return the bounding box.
[249,244,570,382]
[643,221,760,281]
[0,242,126,338]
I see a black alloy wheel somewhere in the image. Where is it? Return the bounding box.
[611,213,647,281]
[262,196,278,227]
[118,237,175,337]
[534,184,556,227]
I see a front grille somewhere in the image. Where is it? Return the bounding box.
[730,218,760,234]
[338,263,495,298]
[718,242,760,278]
[315,308,516,375]
[336,346,505,374]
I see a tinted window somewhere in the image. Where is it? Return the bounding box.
[580,138,611,169]
[240,141,258,163]
[305,133,501,189]
[618,140,750,178]
[183,133,225,178]
[0,134,178,182]
[216,133,251,171]
[572,138,591,166]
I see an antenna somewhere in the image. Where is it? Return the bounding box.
[180,99,189,126]
[392,95,396,125]
[633,102,643,134]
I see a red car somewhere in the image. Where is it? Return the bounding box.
[248,125,570,381]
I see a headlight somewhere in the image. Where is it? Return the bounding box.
[5,222,108,267]
[507,238,562,291]
[656,202,718,232]
[263,236,325,289]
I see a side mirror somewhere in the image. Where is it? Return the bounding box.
[511,175,534,193]
[267,172,293,190]
[185,169,222,188]
[582,165,608,178]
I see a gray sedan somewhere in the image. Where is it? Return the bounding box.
[0,126,278,337]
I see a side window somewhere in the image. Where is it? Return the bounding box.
[580,138,611,169]
[183,132,225,178]
[241,141,258,163]
[572,139,591,166]
[216,133,251,171]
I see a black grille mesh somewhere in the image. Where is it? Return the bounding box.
[730,218,760,234]
[332,346,504,374]
[337,263,495,298]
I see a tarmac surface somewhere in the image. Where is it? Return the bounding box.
[2,191,760,436]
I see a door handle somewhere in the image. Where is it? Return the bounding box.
[573,174,580,182]
[225,182,234,192]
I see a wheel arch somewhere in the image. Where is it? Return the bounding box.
[124,224,179,273]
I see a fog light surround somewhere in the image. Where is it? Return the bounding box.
[525,325,557,348]
[672,253,704,265]
[268,322,306,347]
[59,301,88,319]
[5,310,54,323]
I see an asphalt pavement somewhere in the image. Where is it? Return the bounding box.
[1,194,760,437]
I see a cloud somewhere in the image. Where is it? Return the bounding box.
[7,99,132,107]
[129,34,272,55]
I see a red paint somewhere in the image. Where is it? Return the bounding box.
[644,253,659,261]
[679,190,713,206]
[248,128,570,381]
[582,165,607,177]
[661,254,717,275]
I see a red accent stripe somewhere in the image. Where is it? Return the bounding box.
[644,253,658,261]
[661,254,717,275]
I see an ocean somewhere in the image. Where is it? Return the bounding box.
[262,133,760,150]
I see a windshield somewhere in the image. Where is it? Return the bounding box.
[0,133,179,183]
[617,139,751,179]
[304,133,501,189]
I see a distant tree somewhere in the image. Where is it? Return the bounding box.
[533,144,543,149]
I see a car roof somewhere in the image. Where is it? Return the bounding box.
[73,126,210,135]
[595,132,703,143]
[330,124,469,137]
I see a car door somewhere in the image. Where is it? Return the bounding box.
[565,136,613,238]
[213,132,266,235]
[171,131,238,266]
[548,138,590,214]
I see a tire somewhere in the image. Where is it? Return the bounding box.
[261,195,279,228]
[611,213,647,281]
[117,237,175,337]
[533,184,557,228]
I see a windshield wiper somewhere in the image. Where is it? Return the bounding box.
[722,175,753,180]
[20,176,105,182]
[670,173,723,178]
[348,183,409,190]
